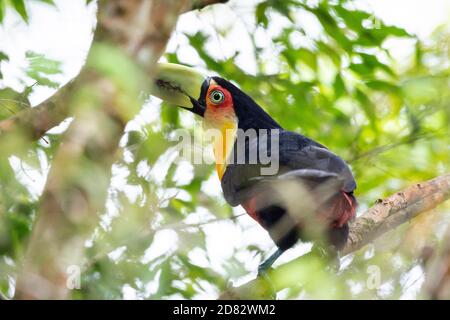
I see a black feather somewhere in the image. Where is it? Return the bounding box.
[212,77,282,130]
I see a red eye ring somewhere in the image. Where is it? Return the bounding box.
[209,90,225,105]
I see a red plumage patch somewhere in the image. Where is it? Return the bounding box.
[242,197,261,224]
[332,191,357,228]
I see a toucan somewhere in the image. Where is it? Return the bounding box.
[151,63,357,274]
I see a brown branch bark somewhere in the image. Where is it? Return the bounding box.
[0,88,70,140]
[219,174,450,299]
[342,174,450,255]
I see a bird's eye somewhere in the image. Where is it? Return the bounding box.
[209,90,225,105]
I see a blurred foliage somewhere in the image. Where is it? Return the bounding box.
[0,0,450,300]
[0,0,56,23]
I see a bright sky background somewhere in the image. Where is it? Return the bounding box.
[0,0,449,299]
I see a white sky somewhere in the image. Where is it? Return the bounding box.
[0,0,448,299]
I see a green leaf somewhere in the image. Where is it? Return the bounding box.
[359,53,395,77]
[0,51,8,62]
[309,4,352,51]
[298,48,317,71]
[255,2,269,28]
[0,51,8,80]
[316,41,341,67]
[355,89,377,132]
[11,0,28,22]
[333,5,372,32]
[349,63,373,77]
[0,0,5,24]
[0,87,31,120]
[376,25,411,38]
[25,51,62,88]
[36,0,56,5]
[334,74,346,98]
[365,80,399,93]
[26,51,61,75]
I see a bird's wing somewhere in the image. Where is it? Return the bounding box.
[279,143,357,192]
[221,130,356,206]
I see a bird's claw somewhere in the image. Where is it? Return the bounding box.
[256,266,276,299]
[257,264,271,278]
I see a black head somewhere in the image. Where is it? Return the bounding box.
[204,77,282,130]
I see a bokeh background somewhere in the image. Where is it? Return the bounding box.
[0,0,449,299]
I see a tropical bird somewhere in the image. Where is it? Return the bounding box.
[151,63,357,274]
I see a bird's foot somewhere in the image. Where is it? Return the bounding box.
[256,248,285,299]
[256,267,276,299]
[257,261,272,277]
[257,248,284,277]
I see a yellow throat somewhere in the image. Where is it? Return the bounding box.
[204,118,237,180]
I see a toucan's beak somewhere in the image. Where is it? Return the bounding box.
[151,63,209,117]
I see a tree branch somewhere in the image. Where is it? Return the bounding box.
[219,173,450,299]
[14,0,190,300]
[0,87,70,141]
[0,0,228,150]
[342,174,450,255]
[7,0,229,300]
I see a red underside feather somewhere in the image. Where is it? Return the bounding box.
[241,190,357,229]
